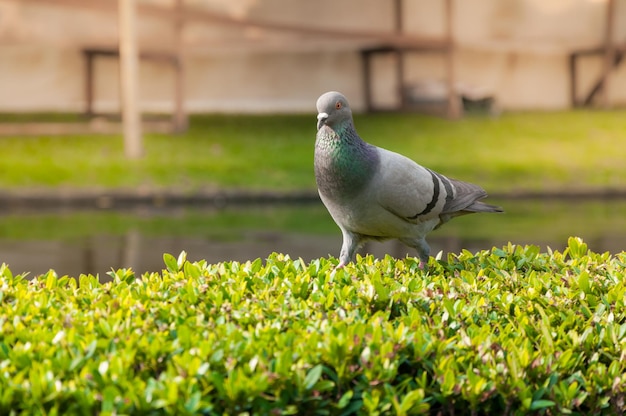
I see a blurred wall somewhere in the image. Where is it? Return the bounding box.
[0,0,624,113]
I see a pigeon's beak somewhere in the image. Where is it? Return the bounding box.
[316,113,328,131]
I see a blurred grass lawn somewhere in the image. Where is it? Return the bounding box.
[0,110,624,193]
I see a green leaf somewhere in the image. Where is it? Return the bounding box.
[315,380,335,392]
[400,389,426,413]
[184,391,201,413]
[304,364,323,390]
[337,390,354,408]
[567,237,588,259]
[578,270,590,294]
[0,263,13,279]
[101,385,119,413]
[530,399,556,410]
[183,261,201,279]
[341,399,364,416]
[163,253,179,273]
[0,342,9,359]
[45,271,57,289]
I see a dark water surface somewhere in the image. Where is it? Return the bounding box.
[0,198,625,278]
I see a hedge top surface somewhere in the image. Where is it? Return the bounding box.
[0,237,625,415]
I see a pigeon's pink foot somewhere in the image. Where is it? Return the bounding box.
[419,261,427,270]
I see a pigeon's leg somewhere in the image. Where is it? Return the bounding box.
[337,230,361,268]
[401,237,430,269]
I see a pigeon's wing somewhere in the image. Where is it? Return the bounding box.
[372,148,451,222]
[372,148,501,222]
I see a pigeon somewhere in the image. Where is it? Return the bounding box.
[314,91,503,269]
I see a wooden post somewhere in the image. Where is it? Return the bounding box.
[361,50,373,112]
[444,0,461,119]
[601,0,616,108]
[173,0,187,133]
[394,0,406,110]
[84,50,95,117]
[569,53,578,107]
[118,0,143,159]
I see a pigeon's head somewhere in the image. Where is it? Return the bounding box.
[316,91,353,131]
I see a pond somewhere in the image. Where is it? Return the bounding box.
[0,197,625,278]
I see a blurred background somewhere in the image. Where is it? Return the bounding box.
[0,0,625,277]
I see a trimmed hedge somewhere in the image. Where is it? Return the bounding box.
[0,237,625,415]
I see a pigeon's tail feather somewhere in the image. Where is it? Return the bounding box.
[464,201,504,213]
[436,200,503,229]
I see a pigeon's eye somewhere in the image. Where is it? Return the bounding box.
[335,101,342,110]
